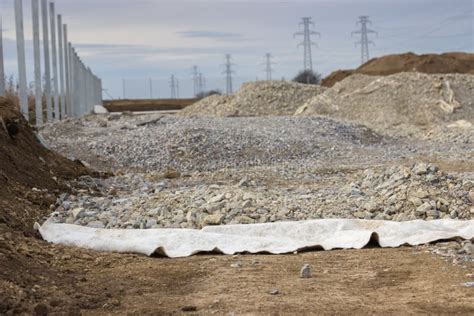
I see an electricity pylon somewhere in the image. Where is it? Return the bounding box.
[176,78,180,99]
[352,16,377,64]
[263,53,275,81]
[223,54,235,95]
[191,65,200,96]
[170,75,177,99]
[198,73,205,95]
[294,17,320,71]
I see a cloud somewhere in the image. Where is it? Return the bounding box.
[177,31,244,41]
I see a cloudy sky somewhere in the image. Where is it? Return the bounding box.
[1,0,473,98]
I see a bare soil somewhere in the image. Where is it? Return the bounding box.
[103,99,199,113]
[322,52,474,87]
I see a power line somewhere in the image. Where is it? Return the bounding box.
[294,17,320,71]
[352,16,377,65]
[373,9,473,52]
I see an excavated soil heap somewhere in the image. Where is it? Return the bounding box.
[322,52,474,88]
[0,96,102,314]
[296,72,474,136]
[181,81,326,117]
[0,96,90,232]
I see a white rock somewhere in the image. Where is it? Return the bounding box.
[93,105,109,115]
[300,264,311,279]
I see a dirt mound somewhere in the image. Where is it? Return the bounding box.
[0,96,102,314]
[180,81,326,117]
[296,72,474,136]
[0,96,90,233]
[322,52,474,87]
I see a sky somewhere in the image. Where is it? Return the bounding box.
[0,0,473,99]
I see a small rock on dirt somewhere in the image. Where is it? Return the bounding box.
[269,289,280,295]
[300,264,312,279]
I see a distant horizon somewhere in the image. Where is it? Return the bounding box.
[1,0,472,99]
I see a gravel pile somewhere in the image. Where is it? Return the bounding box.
[42,115,385,172]
[52,162,473,230]
[296,73,474,136]
[181,81,326,117]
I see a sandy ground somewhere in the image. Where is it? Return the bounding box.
[85,248,474,315]
[3,231,473,315]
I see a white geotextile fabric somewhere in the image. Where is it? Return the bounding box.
[39,219,474,258]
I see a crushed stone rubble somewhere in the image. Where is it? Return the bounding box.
[295,72,474,136]
[180,80,326,117]
[52,162,473,230]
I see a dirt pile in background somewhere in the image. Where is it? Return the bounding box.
[322,52,474,87]
[296,72,474,136]
[181,81,326,117]
[0,96,91,232]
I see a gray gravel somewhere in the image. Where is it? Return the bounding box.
[42,115,390,172]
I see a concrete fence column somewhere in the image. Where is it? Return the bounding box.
[41,0,52,122]
[57,15,66,120]
[49,2,60,121]
[14,0,28,120]
[32,0,43,125]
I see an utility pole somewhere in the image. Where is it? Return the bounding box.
[170,75,177,99]
[294,17,320,72]
[263,53,275,81]
[352,16,377,65]
[223,54,235,95]
[0,16,5,97]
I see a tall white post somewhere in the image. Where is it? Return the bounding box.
[41,0,52,121]
[57,15,66,119]
[64,26,71,117]
[68,43,75,116]
[73,49,80,117]
[32,0,43,125]
[49,2,59,120]
[0,17,5,97]
[14,0,28,119]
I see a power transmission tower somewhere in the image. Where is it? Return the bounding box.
[170,75,177,99]
[199,73,206,93]
[294,17,320,71]
[191,65,200,96]
[223,54,235,95]
[263,53,275,81]
[352,16,377,64]
[0,16,5,96]
[176,78,180,99]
